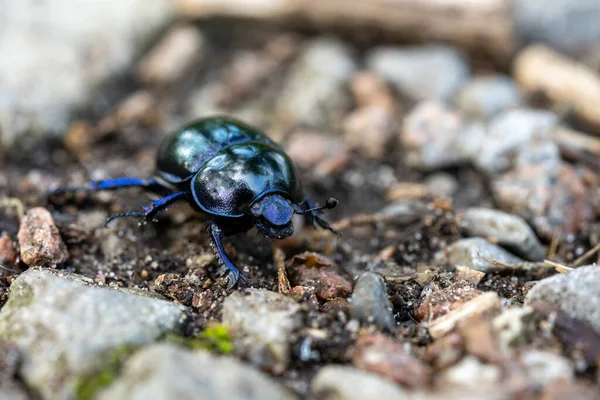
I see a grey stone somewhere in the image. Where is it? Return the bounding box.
[525,265,600,334]
[277,37,357,128]
[514,0,600,59]
[454,75,523,120]
[311,366,407,400]
[222,289,302,373]
[366,45,470,102]
[459,208,545,261]
[401,101,485,170]
[98,343,294,400]
[350,272,395,331]
[0,268,186,400]
[441,237,524,273]
[520,350,574,388]
[473,109,558,174]
[0,386,29,400]
[424,173,459,198]
[439,356,501,387]
[0,0,174,149]
[492,306,535,351]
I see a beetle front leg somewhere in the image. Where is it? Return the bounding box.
[106,191,187,226]
[304,197,338,235]
[207,221,247,289]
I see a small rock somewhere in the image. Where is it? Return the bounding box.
[439,356,501,387]
[428,292,502,339]
[350,272,395,331]
[520,350,574,388]
[278,37,357,128]
[493,160,593,240]
[459,208,545,261]
[17,207,69,266]
[222,289,302,373]
[513,0,600,59]
[285,131,350,178]
[525,265,600,334]
[440,237,524,273]
[540,380,600,400]
[311,365,408,400]
[366,44,470,102]
[492,306,535,351]
[287,252,352,301]
[137,24,206,85]
[98,343,294,400]
[0,0,174,148]
[424,173,459,198]
[416,280,483,321]
[344,72,398,159]
[0,235,17,266]
[454,75,522,120]
[344,105,397,159]
[352,334,431,388]
[473,109,558,174]
[460,319,504,363]
[401,102,484,170]
[0,268,186,400]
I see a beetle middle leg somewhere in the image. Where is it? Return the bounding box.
[207,221,247,289]
[106,191,188,226]
[48,177,171,197]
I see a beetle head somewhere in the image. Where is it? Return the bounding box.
[251,194,295,239]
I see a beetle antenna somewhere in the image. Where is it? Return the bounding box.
[297,198,338,214]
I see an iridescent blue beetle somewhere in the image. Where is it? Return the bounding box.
[51,117,337,287]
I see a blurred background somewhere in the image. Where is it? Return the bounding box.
[1,0,600,399]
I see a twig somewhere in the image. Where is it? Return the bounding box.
[273,246,291,295]
[573,242,600,267]
[0,197,25,220]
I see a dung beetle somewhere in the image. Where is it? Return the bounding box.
[50,117,338,287]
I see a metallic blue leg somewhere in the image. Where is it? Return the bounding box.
[304,197,338,235]
[106,191,187,226]
[207,222,247,289]
[49,177,164,196]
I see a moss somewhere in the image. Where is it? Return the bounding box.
[74,345,134,400]
[166,323,233,354]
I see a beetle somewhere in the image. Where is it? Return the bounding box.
[50,117,338,288]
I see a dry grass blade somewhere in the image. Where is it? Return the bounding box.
[0,197,25,220]
[273,246,291,295]
[573,242,600,266]
[543,259,573,273]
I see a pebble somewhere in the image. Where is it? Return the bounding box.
[222,289,302,373]
[0,235,17,266]
[17,207,69,266]
[493,159,593,240]
[352,334,431,388]
[525,265,600,334]
[287,252,352,301]
[440,237,524,273]
[473,109,558,175]
[424,173,459,199]
[98,343,294,400]
[349,272,395,331]
[428,292,501,339]
[454,74,522,120]
[401,102,484,170]
[0,0,174,149]
[343,72,398,159]
[520,350,574,388]
[311,366,408,400]
[416,280,483,321]
[0,268,186,400]
[137,24,206,86]
[439,356,501,386]
[366,44,470,102]
[458,208,545,261]
[285,131,350,178]
[513,0,600,59]
[278,37,357,128]
[492,306,535,351]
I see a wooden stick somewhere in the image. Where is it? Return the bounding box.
[176,0,516,62]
